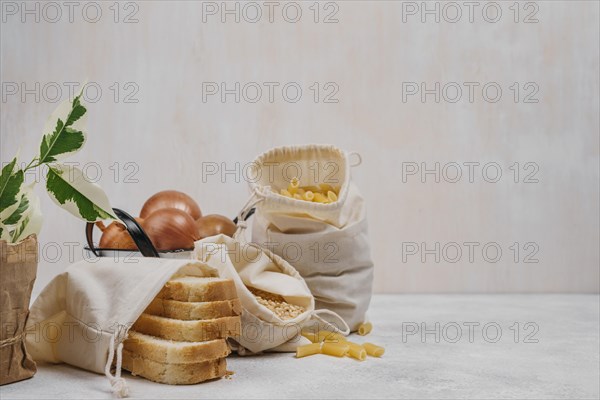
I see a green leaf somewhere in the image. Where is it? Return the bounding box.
[0,158,25,223]
[11,189,42,243]
[38,93,87,164]
[0,157,17,198]
[46,163,116,222]
[10,216,30,242]
[0,158,24,215]
[3,193,29,225]
[0,223,11,242]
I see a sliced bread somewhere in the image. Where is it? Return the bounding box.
[123,331,230,364]
[132,313,241,342]
[121,349,227,384]
[157,277,237,302]
[144,298,242,320]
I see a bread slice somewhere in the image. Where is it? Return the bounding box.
[144,298,242,320]
[123,331,230,364]
[121,349,227,384]
[157,277,237,302]
[132,313,241,342]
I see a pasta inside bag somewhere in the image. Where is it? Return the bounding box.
[248,144,374,331]
[194,232,348,354]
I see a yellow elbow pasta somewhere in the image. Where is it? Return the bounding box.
[362,343,385,357]
[302,329,342,343]
[296,343,322,358]
[302,185,321,192]
[313,192,329,203]
[321,342,349,357]
[289,177,300,188]
[301,331,319,343]
[301,330,345,343]
[288,177,300,194]
[318,331,346,343]
[346,342,367,361]
[276,177,342,203]
[302,191,315,201]
[327,190,338,202]
[297,330,384,361]
[319,183,333,193]
[358,322,373,336]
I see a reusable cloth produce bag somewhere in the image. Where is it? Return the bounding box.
[0,234,38,385]
[194,231,348,354]
[249,145,374,331]
[25,257,217,397]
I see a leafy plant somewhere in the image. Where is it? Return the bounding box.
[0,92,116,243]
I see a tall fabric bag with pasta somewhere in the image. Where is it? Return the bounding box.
[247,144,374,331]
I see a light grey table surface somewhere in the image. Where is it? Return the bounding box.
[2,294,599,400]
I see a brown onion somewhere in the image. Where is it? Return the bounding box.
[144,208,200,251]
[196,214,237,239]
[98,221,137,250]
[140,190,202,220]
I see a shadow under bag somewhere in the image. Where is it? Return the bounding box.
[248,144,374,331]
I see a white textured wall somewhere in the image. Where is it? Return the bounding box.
[1,1,598,294]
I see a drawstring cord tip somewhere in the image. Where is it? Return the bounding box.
[110,377,129,398]
[105,335,129,398]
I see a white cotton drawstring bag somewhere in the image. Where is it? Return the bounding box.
[25,257,217,397]
[248,144,374,332]
[194,199,349,354]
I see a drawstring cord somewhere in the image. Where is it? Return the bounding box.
[311,309,351,336]
[233,188,265,241]
[104,334,129,398]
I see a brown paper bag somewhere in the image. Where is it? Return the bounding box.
[0,234,37,385]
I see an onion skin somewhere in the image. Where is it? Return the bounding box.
[144,208,200,251]
[140,190,202,220]
[98,221,137,250]
[196,214,237,239]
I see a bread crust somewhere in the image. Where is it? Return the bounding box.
[121,349,227,384]
[144,298,242,320]
[132,314,241,342]
[123,331,231,364]
[156,277,237,302]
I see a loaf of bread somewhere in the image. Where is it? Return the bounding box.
[144,298,242,320]
[123,275,242,385]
